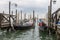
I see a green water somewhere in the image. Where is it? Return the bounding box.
[0,27,57,40]
[0,21,57,40]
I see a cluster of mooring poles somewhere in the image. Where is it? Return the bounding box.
[48,0,57,34]
[0,1,36,31]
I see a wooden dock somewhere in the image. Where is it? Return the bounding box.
[0,10,35,31]
[0,13,15,28]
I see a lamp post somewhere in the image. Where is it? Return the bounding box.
[49,0,56,27]
[9,1,17,27]
[48,0,56,34]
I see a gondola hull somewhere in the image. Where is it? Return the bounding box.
[39,26,47,31]
[14,25,33,30]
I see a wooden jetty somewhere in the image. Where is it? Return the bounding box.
[47,7,60,34]
[0,12,16,30]
[0,13,15,27]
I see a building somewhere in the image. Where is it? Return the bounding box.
[52,8,60,34]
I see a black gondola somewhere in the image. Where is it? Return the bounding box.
[14,25,33,30]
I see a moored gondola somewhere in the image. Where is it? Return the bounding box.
[14,20,34,30]
[38,19,47,31]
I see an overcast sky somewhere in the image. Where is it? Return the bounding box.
[0,0,60,18]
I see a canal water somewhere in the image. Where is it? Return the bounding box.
[0,20,57,40]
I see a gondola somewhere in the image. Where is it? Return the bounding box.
[38,19,47,31]
[14,21,33,30]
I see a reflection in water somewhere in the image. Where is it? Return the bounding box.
[0,20,58,40]
[39,31,57,40]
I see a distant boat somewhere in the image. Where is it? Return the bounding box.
[38,19,47,31]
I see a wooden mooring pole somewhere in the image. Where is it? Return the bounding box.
[0,14,3,28]
[48,6,51,34]
[9,1,11,27]
[12,11,13,15]
[33,10,35,27]
[21,10,23,25]
[16,9,18,25]
[30,14,31,20]
[24,13,26,20]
